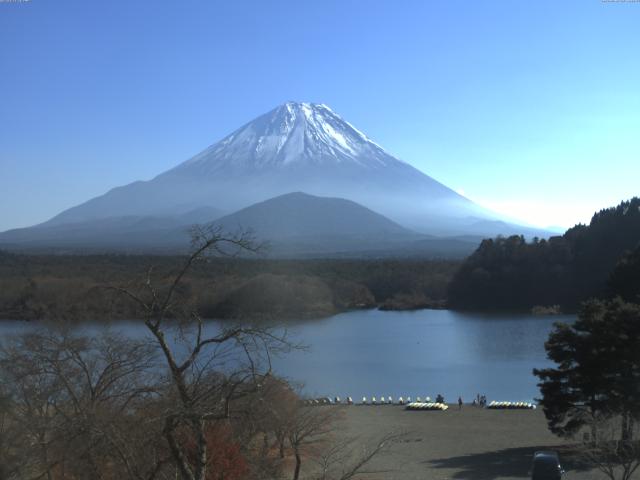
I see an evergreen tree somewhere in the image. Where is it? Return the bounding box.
[534,299,640,439]
[609,245,640,303]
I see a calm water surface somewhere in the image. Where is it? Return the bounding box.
[0,309,574,403]
[272,309,575,403]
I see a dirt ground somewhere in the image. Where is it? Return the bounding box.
[321,404,628,480]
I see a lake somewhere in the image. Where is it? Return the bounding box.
[0,309,573,404]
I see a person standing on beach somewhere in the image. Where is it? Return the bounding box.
[458,396,463,410]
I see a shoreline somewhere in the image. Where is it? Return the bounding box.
[0,303,573,323]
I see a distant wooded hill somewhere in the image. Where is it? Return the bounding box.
[448,197,640,311]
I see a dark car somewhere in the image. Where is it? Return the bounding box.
[531,451,565,480]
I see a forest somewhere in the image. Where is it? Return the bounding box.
[0,251,457,322]
[448,198,640,311]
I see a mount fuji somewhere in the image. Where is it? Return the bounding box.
[0,102,548,254]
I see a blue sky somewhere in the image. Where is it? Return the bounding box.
[1,0,639,231]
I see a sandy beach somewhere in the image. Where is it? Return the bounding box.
[321,404,619,480]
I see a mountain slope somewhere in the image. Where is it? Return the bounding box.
[42,102,494,233]
[0,207,223,252]
[215,192,415,239]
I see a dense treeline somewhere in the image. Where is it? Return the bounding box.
[609,244,640,303]
[0,252,458,321]
[448,198,640,311]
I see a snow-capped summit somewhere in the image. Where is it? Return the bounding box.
[171,101,402,175]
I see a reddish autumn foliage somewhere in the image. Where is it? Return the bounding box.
[183,423,249,480]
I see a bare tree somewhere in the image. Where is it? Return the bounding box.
[311,432,403,480]
[0,329,167,480]
[0,387,21,480]
[580,413,640,480]
[108,224,292,480]
[287,406,339,480]
[283,403,404,480]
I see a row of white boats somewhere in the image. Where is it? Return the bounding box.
[301,397,537,410]
[487,401,537,409]
[359,396,436,405]
[302,396,436,406]
[405,402,449,411]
